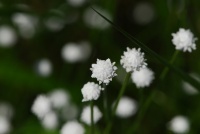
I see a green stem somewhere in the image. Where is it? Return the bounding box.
[160,50,179,80]
[128,50,180,134]
[103,84,109,122]
[90,101,94,134]
[104,73,131,134]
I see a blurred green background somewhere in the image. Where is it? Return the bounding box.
[0,0,200,134]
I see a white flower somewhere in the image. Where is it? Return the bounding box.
[91,59,117,85]
[0,102,14,120]
[36,59,52,77]
[61,42,91,63]
[120,47,147,72]
[48,89,70,109]
[41,111,58,130]
[172,28,197,52]
[61,121,84,134]
[81,82,102,102]
[0,26,17,47]
[80,105,102,125]
[0,116,11,134]
[168,115,190,134]
[115,96,138,118]
[31,95,51,119]
[131,67,154,88]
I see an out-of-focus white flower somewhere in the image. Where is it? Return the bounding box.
[168,115,190,134]
[61,42,91,63]
[48,89,70,109]
[12,13,38,39]
[36,59,52,77]
[133,2,155,25]
[83,6,111,30]
[61,104,78,120]
[44,16,65,31]
[0,26,17,47]
[67,0,86,7]
[182,73,200,95]
[80,105,102,125]
[81,82,102,102]
[0,103,14,120]
[131,67,154,88]
[61,121,84,134]
[120,48,147,72]
[41,111,58,130]
[115,96,137,118]
[91,59,117,85]
[172,28,197,52]
[31,95,51,119]
[0,116,11,134]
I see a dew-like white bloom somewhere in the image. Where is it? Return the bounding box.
[91,59,117,85]
[168,115,190,134]
[131,67,154,88]
[115,96,138,118]
[182,73,200,95]
[0,116,11,134]
[61,121,84,134]
[0,26,17,47]
[31,95,51,119]
[120,48,147,72]
[0,102,14,120]
[61,103,78,120]
[67,0,86,7]
[44,16,65,31]
[48,89,70,109]
[61,42,91,63]
[172,28,197,52]
[81,82,102,102]
[133,2,155,25]
[80,105,102,125]
[12,13,38,39]
[41,111,58,130]
[36,59,52,77]
[83,6,111,30]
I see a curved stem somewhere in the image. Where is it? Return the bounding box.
[104,73,131,134]
[103,84,109,122]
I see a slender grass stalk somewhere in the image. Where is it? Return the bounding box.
[127,50,180,134]
[160,50,180,80]
[90,100,94,134]
[103,84,109,122]
[104,73,131,134]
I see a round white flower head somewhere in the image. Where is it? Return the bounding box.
[131,67,154,88]
[91,59,117,85]
[0,116,11,134]
[0,102,14,120]
[80,105,102,125]
[48,89,70,109]
[81,82,102,102]
[120,47,147,72]
[41,111,58,130]
[61,120,84,134]
[168,115,190,134]
[31,94,51,119]
[115,96,138,118]
[172,28,197,52]
[36,59,52,77]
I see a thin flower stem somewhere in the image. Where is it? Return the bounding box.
[90,100,94,134]
[160,50,180,80]
[104,73,131,134]
[128,50,180,134]
[103,84,109,122]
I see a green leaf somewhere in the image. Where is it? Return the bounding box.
[91,7,200,90]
